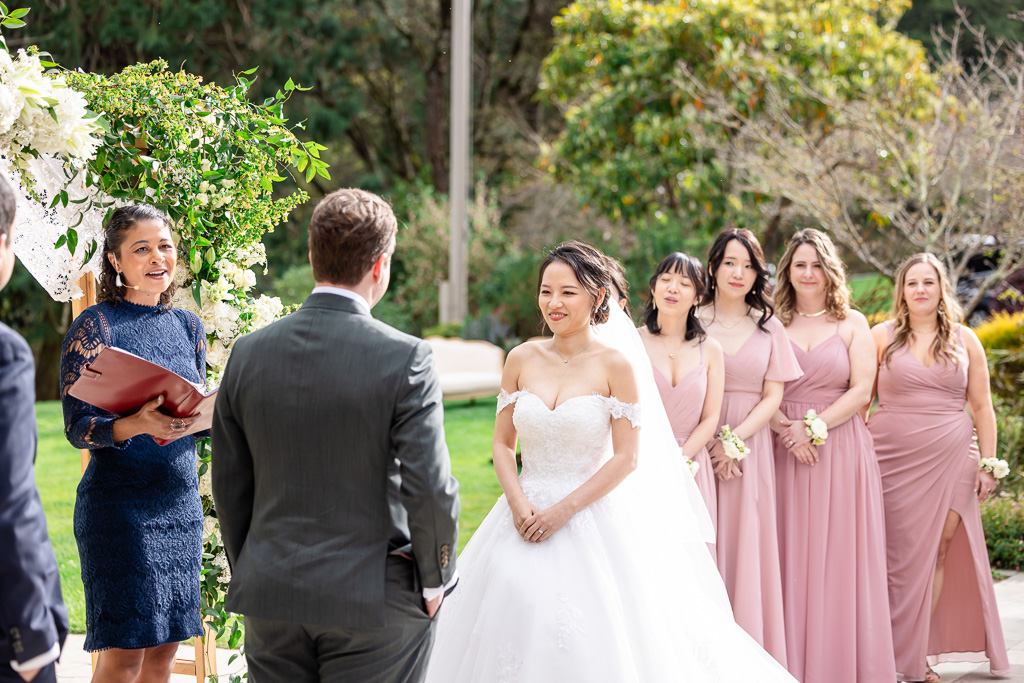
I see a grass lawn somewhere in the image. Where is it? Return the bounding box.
[33,397,501,634]
[849,271,893,317]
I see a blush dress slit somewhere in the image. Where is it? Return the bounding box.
[868,322,1009,681]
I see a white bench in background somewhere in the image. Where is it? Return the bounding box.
[426,336,505,401]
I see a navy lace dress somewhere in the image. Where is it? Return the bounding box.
[60,300,206,651]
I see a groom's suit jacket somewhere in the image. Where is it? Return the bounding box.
[0,323,67,676]
[212,293,460,628]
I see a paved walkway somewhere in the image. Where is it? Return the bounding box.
[55,636,246,681]
[54,573,1024,681]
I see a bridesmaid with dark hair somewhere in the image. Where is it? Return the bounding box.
[769,229,895,683]
[698,228,802,666]
[868,253,1008,683]
[639,253,724,548]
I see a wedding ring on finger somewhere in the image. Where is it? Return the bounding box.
[787,439,795,446]
[170,419,186,431]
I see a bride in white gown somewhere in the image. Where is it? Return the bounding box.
[425,241,795,682]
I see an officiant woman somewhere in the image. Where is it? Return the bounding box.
[60,204,208,683]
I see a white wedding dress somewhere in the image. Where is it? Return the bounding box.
[424,373,798,681]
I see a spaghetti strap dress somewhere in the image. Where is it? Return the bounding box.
[653,340,717,557]
[774,324,895,683]
[868,322,1009,681]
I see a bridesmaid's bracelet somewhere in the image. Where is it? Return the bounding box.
[802,410,829,446]
[679,447,700,476]
[717,425,750,461]
[980,457,1010,479]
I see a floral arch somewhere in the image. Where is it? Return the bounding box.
[1,9,329,679]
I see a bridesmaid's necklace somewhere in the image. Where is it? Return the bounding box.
[551,340,594,364]
[659,333,686,360]
[712,305,750,330]
[796,308,828,318]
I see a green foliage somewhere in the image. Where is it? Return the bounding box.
[897,0,1024,58]
[982,495,1024,570]
[541,0,934,243]
[61,60,328,284]
[386,181,512,335]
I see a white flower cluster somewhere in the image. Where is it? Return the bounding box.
[680,447,700,475]
[202,515,220,543]
[172,246,285,371]
[717,425,750,461]
[980,457,1011,480]
[198,468,213,499]
[213,552,231,586]
[0,49,102,170]
[802,409,829,446]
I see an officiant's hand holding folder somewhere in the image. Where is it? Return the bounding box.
[68,346,217,446]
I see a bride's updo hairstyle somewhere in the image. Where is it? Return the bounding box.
[642,252,707,341]
[98,204,176,308]
[701,227,774,331]
[538,240,613,325]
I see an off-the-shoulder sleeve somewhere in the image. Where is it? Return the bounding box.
[496,389,526,416]
[604,395,641,428]
[60,308,118,450]
[764,317,804,383]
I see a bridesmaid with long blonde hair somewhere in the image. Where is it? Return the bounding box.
[699,228,802,666]
[867,253,1008,682]
[769,229,895,683]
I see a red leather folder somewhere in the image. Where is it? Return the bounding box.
[67,346,216,445]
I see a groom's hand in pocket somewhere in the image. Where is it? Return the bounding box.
[425,593,443,619]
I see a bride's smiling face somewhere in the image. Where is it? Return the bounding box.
[538,260,598,334]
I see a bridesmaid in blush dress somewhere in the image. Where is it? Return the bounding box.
[639,253,724,549]
[769,230,895,683]
[698,229,802,665]
[868,253,1009,682]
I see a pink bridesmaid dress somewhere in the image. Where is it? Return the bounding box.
[774,325,896,683]
[653,340,717,554]
[869,323,1009,681]
[716,316,802,666]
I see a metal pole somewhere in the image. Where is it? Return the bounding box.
[445,0,471,324]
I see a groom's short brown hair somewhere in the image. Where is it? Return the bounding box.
[309,188,398,286]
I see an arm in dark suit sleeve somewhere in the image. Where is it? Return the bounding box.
[0,328,68,666]
[60,310,118,450]
[211,343,254,569]
[392,340,460,588]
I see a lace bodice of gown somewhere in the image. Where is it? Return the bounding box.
[498,390,639,508]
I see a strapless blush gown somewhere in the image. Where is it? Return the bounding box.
[715,316,802,666]
[868,323,1009,681]
[653,341,717,553]
[774,328,896,683]
[424,390,798,682]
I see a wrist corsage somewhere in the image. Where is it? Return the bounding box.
[680,448,700,476]
[803,409,828,446]
[717,425,750,462]
[980,457,1010,480]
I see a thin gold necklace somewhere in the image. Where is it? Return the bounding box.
[796,308,828,318]
[713,305,750,330]
[552,340,594,364]
[659,333,686,360]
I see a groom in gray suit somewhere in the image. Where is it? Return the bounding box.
[212,188,460,682]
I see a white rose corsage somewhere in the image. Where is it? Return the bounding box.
[680,448,700,476]
[717,425,750,462]
[802,409,829,446]
[980,457,1010,480]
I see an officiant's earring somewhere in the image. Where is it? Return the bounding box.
[115,271,124,288]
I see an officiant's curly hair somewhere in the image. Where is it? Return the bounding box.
[309,188,398,285]
[538,241,613,325]
[98,204,176,308]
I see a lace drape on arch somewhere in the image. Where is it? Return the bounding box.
[2,153,114,302]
